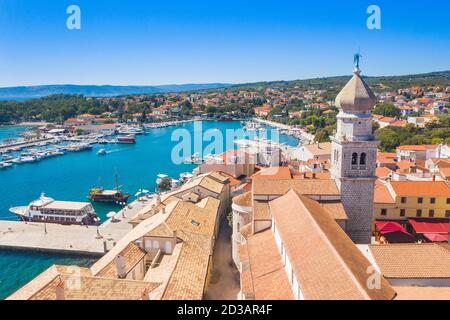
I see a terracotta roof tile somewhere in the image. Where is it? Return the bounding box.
[241,229,294,300]
[389,181,450,197]
[269,190,395,300]
[232,191,252,207]
[394,286,450,300]
[397,144,438,151]
[369,243,450,279]
[374,180,395,204]
[253,200,271,221]
[250,166,292,180]
[96,242,147,278]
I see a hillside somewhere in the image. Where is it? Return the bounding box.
[231,71,450,92]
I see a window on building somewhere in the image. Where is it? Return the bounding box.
[447,198,450,204]
[352,153,358,165]
[400,209,406,217]
[401,197,407,204]
[417,209,422,217]
[418,197,423,204]
[381,209,387,216]
[446,210,450,218]
[430,197,436,204]
[351,153,358,170]
[360,153,367,165]
[429,210,435,218]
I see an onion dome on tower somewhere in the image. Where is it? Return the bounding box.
[335,67,377,113]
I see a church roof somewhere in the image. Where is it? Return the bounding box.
[335,69,377,112]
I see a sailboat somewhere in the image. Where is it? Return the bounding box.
[88,174,131,203]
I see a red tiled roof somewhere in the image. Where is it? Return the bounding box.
[269,190,395,300]
[397,144,437,151]
[390,181,450,197]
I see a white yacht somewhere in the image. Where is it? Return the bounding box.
[0,162,12,169]
[10,193,98,226]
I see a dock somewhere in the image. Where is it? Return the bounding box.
[0,137,56,153]
[0,198,151,256]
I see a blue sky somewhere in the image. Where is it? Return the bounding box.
[0,0,449,87]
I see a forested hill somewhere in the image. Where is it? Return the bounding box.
[231,71,450,92]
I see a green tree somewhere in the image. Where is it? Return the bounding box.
[373,103,401,118]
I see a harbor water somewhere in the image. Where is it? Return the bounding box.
[0,120,298,299]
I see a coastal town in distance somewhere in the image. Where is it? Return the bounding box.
[0,1,450,306]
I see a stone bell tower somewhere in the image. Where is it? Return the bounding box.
[331,62,379,244]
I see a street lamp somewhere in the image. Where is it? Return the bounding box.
[41,216,47,234]
[120,202,126,218]
[94,217,102,239]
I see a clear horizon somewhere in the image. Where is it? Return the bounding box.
[1,0,449,87]
[1,68,450,89]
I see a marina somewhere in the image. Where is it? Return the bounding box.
[0,120,299,299]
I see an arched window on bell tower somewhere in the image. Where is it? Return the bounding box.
[351,153,358,170]
[360,153,367,170]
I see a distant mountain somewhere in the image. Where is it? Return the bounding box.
[0,83,232,100]
[1,70,449,100]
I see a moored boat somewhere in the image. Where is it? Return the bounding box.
[0,162,12,169]
[10,193,98,225]
[88,174,131,203]
[117,135,136,144]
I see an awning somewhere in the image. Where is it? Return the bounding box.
[375,221,405,233]
[384,231,415,243]
[423,233,449,242]
[375,221,415,243]
[409,218,449,234]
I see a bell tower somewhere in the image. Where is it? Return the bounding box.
[331,62,379,244]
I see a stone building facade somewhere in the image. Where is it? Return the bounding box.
[331,68,379,244]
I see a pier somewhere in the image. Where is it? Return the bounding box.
[0,199,151,255]
[0,137,56,153]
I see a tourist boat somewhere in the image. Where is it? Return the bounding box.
[88,175,131,203]
[97,149,107,155]
[9,193,98,226]
[117,135,136,144]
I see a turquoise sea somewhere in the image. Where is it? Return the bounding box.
[0,121,298,299]
[0,125,30,141]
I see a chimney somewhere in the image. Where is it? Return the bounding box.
[55,278,65,300]
[115,255,127,279]
[161,207,166,214]
[432,174,436,181]
[156,195,161,206]
[312,172,316,179]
